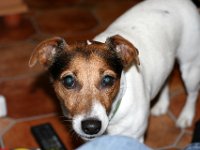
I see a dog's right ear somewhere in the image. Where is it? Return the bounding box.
[29,37,68,68]
[106,34,140,69]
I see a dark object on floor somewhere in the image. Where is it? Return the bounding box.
[191,119,200,143]
[31,123,67,150]
[192,0,200,7]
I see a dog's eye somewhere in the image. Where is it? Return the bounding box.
[101,75,115,88]
[62,75,75,89]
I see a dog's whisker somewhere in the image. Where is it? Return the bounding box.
[70,129,80,142]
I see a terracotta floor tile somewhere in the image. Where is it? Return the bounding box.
[170,94,186,119]
[0,15,36,45]
[94,1,142,28]
[0,42,42,78]
[29,33,53,44]
[187,95,200,131]
[63,25,107,43]
[169,93,200,131]
[169,64,185,93]
[0,117,14,136]
[82,0,121,4]
[177,132,192,149]
[63,1,142,42]
[166,148,179,150]
[194,95,200,121]
[26,0,81,10]
[145,115,181,148]
[30,26,102,45]
[0,74,60,118]
[34,8,98,35]
[0,0,198,149]
[3,115,77,149]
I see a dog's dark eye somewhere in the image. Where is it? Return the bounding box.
[101,75,115,88]
[62,75,75,89]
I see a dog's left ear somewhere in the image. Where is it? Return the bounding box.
[106,34,140,68]
[29,37,68,68]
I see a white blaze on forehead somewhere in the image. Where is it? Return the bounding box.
[72,101,109,138]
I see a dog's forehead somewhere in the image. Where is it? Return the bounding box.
[70,42,109,54]
[48,43,123,80]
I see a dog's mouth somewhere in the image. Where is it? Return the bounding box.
[81,135,98,141]
[71,101,109,141]
[75,118,106,141]
[72,117,108,141]
[79,130,108,141]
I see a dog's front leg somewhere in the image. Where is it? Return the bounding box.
[151,83,170,116]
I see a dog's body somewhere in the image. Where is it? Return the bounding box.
[93,0,200,140]
[29,0,200,142]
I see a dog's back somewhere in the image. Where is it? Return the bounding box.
[95,0,200,98]
[95,0,200,134]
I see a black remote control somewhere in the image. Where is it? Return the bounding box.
[31,123,67,150]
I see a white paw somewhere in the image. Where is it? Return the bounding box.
[176,110,194,128]
[151,101,169,116]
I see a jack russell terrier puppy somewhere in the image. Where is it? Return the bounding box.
[29,0,200,142]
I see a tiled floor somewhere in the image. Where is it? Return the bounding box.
[0,0,199,149]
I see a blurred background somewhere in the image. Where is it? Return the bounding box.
[0,0,199,149]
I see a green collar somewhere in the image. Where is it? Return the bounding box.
[109,71,126,121]
[109,98,123,121]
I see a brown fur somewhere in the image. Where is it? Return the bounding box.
[53,55,121,117]
[106,35,140,67]
[29,35,139,118]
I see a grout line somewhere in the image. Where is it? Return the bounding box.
[167,110,177,123]
[0,137,5,148]
[0,113,57,148]
[173,129,185,147]
[0,119,16,137]
[175,128,195,150]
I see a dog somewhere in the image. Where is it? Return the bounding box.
[29,0,200,142]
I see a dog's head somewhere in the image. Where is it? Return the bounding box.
[29,35,139,140]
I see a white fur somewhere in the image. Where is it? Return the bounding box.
[109,71,127,120]
[93,0,200,140]
[73,101,109,140]
[86,40,92,45]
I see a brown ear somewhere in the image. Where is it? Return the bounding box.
[29,37,67,68]
[106,34,140,68]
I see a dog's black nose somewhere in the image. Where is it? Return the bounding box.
[81,119,101,135]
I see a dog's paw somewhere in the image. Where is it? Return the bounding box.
[176,110,194,128]
[151,100,169,116]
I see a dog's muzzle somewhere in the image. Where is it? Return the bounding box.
[72,101,109,140]
[81,118,102,135]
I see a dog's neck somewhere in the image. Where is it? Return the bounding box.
[109,71,127,120]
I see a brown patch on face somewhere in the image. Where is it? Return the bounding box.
[29,35,138,118]
[29,37,67,68]
[54,54,120,116]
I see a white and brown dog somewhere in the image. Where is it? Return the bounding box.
[29,0,200,142]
